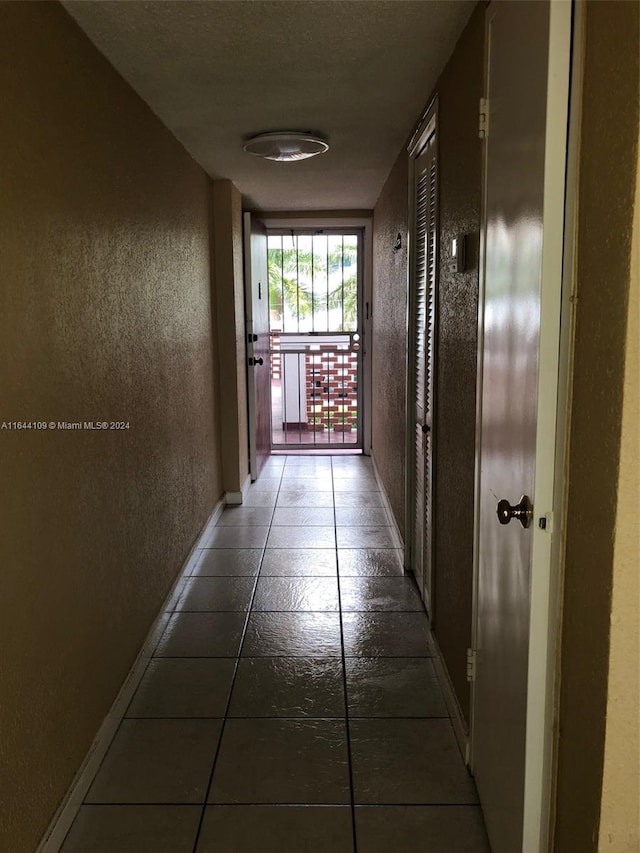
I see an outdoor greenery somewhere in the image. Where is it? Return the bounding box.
[268,238,358,332]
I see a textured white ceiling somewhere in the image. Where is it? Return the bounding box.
[63,0,475,211]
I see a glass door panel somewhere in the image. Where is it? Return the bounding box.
[268,232,362,450]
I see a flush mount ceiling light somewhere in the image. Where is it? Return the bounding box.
[243,131,329,162]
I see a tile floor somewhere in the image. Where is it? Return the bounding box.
[60,454,490,852]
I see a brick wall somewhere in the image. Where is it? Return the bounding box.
[306,347,358,433]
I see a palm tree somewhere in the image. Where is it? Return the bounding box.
[268,248,314,321]
[268,238,359,331]
[327,274,358,331]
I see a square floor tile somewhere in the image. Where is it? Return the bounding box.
[332,469,377,482]
[346,658,447,717]
[336,526,397,549]
[86,719,222,803]
[280,475,334,489]
[61,805,200,853]
[155,612,245,657]
[176,577,255,612]
[261,549,337,577]
[338,549,405,577]
[350,719,478,804]
[229,657,344,717]
[217,507,274,526]
[240,490,278,507]
[267,526,336,549]
[332,454,372,465]
[276,489,335,508]
[243,613,342,657]
[253,577,339,611]
[332,478,379,492]
[285,455,332,465]
[201,526,269,549]
[191,549,262,577]
[126,659,236,718]
[332,465,373,479]
[281,462,331,473]
[342,613,431,657]
[272,507,336,526]
[333,492,384,508]
[284,464,332,476]
[253,474,283,488]
[209,720,350,803]
[355,806,490,852]
[261,456,286,469]
[334,507,389,526]
[197,806,353,852]
[340,577,423,612]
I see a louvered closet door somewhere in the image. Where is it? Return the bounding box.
[412,134,437,612]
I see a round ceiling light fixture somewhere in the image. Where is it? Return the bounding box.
[243,131,329,162]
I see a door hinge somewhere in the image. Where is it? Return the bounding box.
[466,648,477,682]
[479,97,489,139]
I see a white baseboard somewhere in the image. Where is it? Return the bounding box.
[36,497,225,853]
[429,629,470,765]
[369,453,469,765]
[225,474,252,506]
[370,450,405,551]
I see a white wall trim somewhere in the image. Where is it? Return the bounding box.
[370,450,404,551]
[225,474,252,506]
[469,2,577,850]
[429,629,470,763]
[522,2,576,850]
[372,448,468,762]
[546,3,585,844]
[35,497,225,853]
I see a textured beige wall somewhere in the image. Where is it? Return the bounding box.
[213,180,249,495]
[555,3,639,851]
[430,2,484,725]
[598,131,639,853]
[372,153,409,535]
[371,4,483,725]
[0,4,222,851]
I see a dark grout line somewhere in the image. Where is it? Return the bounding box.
[331,457,360,853]
[75,601,175,809]
[123,714,452,721]
[68,456,466,852]
[83,799,482,807]
[190,461,287,853]
[187,591,263,848]
[144,653,436,662]
[170,608,426,614]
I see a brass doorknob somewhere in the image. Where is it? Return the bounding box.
[496,495,533,528]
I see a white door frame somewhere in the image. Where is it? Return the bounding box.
[260,215,373,455]
[243,212,271,481]
[470,2,581,851]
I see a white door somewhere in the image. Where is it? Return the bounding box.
[472,2,571,851]
[410,127,437,610]
[243,213,271,481]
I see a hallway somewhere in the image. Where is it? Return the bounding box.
[59,454,489,852]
